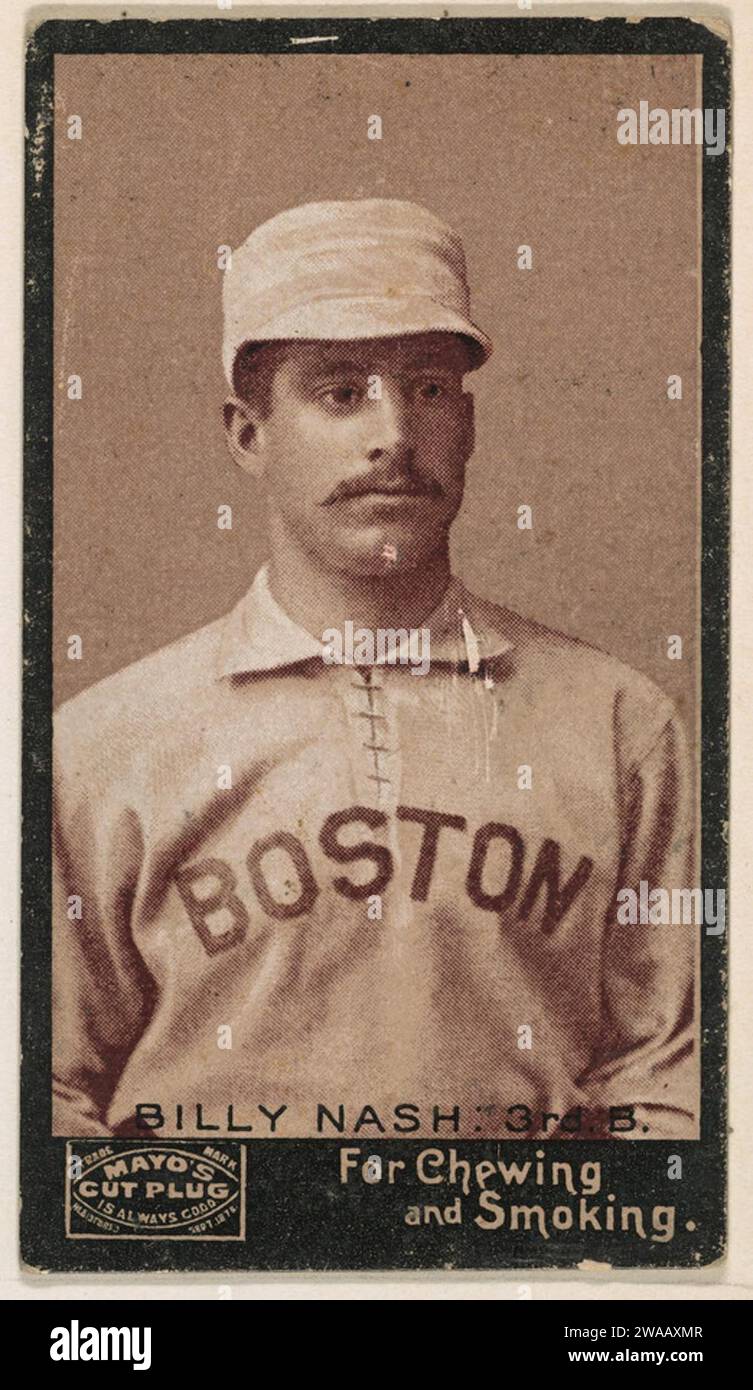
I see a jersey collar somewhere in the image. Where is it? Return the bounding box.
[216,564,514,678]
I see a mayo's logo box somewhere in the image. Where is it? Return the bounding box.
[65,1141,246,1240]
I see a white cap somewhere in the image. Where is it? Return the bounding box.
[222,198,492,386]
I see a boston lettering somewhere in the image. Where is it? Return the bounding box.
[174,802,594,955]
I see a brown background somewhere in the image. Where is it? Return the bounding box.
[53,52,701,721]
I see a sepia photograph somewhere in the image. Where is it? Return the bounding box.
[22,13,728,1272]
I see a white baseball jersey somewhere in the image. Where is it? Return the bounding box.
[53,568,697,1139]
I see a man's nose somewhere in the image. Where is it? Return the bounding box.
[365,382,415,463]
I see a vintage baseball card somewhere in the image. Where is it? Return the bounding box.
[21,8,729,1274]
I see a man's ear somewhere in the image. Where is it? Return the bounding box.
[223,395,266,477]
[461,389,475,462]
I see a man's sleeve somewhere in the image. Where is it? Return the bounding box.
[52,717,155,1135]
[576,702,698,1139]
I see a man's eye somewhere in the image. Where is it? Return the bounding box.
[418,380,446,400]
[322,384,363,407]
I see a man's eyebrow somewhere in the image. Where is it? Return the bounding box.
[293,359,366,378]
[317,360,369,375]
[399,357,459,371]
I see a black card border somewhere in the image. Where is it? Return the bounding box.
[22,14,730,1274]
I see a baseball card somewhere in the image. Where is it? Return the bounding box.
[21,8,729,1274]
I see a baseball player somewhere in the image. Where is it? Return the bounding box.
[53,199,696,1140]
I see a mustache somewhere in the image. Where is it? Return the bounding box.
[323,467,444,505]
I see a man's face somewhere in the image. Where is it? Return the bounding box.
[232,332,475,577]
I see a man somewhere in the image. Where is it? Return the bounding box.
[53,199,696,1140]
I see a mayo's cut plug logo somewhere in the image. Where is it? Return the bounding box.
[65,1141,246,1241]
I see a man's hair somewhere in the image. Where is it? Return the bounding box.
[232,341,290,418]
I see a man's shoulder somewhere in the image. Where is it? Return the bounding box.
[459,584,681,751]
[54,609,228,754]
